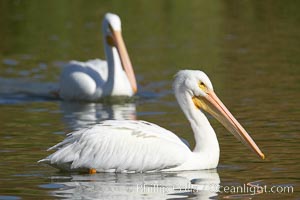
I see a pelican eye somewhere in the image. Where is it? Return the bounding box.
[108,24,114,32]
[198,81,207,91]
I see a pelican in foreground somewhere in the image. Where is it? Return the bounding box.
[39,70,264,173]
[59,13,137,101]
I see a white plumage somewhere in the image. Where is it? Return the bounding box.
[59,13,137,101]
[39,120,190,172]
[40,70,264,173]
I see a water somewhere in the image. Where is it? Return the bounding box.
[0,0,299,199]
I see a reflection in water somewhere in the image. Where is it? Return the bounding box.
[0,76,137,130]
[60,101,136,130]
[49,170,220,199]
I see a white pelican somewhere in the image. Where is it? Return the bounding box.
[58,13,137,101]
[39,70,264,173]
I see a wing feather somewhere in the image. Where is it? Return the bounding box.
[39,120,191,172]
[59,59,108,100]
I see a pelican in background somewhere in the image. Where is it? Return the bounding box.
[39,70,264,173]
[59,13,137,101]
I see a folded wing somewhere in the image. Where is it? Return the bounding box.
[39,120,191,172]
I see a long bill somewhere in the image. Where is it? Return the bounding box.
[193,90,265,159]
[111,30,137,94]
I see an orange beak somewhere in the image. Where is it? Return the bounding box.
[110,29,137,94]
[193,90,265,159]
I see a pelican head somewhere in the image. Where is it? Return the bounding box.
[174,70,265,159]
[102,13,137,94]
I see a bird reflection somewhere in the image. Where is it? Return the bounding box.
[49,170,220,199]
[60,101,136,130]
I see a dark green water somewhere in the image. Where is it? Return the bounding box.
[0,0,299,199]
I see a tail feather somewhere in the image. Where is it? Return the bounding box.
[47,128,88,151]
[37,158,50,164]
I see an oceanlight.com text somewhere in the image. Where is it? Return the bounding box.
[136,183,294,195]
[212,184,293,195]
